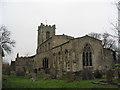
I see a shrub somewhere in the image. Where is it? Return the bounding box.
[81,69,94,80]
[3,68,11,75]
[74,71,82,81]
[16,70,25,76]
[94,70,102,78]
[66,71,75,82]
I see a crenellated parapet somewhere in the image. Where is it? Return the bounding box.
[38,23,56,31]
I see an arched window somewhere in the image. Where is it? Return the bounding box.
[58,52,61,64]
[82,44,92,66]
[65,49,68,61]
[42,58,48,69]
[46,31,50,40]
[65,49,68,54]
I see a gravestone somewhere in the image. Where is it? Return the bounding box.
[81,69,94,80]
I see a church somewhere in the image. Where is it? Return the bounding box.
[14,23,115,78]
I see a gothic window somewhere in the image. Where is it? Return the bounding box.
[58,51,61,55]
[82,44,92,66]
[42,58,48,69]
[53,53,55,56]
[65,49,69,60]
[58,52,61,64]
[89,52,92,66]
[46,31,50,40]
[65,49,68,54]
[82,52,85,66]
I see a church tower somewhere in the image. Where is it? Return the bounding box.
[37,23,56,46]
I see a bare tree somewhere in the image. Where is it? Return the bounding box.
[0,26,15,55]
[88,32,117,50]
[88,32,102,40]
[102,33,116,49]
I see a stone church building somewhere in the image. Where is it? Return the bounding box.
[14,23,115,77]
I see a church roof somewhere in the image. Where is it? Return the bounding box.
[52,35,102,50]
[75,35,102,42]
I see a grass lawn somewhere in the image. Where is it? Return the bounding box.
[3,74,119,88]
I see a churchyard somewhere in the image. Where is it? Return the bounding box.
[3,63,120,88]
[2,74,119,88]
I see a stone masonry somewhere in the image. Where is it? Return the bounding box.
[14,23,115,78]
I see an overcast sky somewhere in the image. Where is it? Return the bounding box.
[0,0,118,64]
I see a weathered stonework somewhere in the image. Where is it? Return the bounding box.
[0,46,4,89]
[15,54,35,74]
[15,23,115,79]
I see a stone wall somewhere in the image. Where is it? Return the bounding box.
[103,48,115,70]
[0,46,4,89]
[15,23,115,79]
[15,55,35,74]
[73,35,104,71]
[37,34,73,54]
[34,35,115,78]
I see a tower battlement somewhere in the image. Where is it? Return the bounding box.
[38,23,56,30]
[37,23,56,46]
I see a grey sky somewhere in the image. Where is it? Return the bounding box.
[0,0,118,64]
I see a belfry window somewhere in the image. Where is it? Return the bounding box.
[46,31,50,40]
[82,44,92,66]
